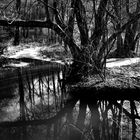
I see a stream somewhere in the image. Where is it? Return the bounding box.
[0,63,140,140]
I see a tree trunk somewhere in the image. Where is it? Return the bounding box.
[13,26,20,46]
[116,24,123,57]
[123,25,134,57]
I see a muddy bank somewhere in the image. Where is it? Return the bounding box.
[70,85,140,100]
[69,66,140,100]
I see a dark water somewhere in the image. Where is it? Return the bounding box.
[0,64,140,140]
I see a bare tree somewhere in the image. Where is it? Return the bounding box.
[1,0,140,80]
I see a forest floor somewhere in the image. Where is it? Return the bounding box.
[2,42,71,67]
[1,42,140,89]
[2,41,140,67]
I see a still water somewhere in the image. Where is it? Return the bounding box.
[0,64,140,140]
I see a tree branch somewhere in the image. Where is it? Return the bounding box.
[67,0,76,38]
[75,0,88,46]
[52,1,67,30]
[98,12,140,59]
[90,0,108,45]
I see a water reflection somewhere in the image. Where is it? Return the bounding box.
[0,67,140,140]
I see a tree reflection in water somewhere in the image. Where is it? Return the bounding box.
[0,69,140,140]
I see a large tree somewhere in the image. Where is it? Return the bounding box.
[0,0,140,81]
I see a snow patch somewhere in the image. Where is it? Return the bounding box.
[8,62,29,67]
[6,44,140,68]
[106,58,140,68]
[9,47,41,60]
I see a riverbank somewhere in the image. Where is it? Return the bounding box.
[1,41,140,68]
[68,61,140,100]
[1,41,140,94]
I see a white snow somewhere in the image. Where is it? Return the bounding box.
[9,47,41,59]
[106,57,140,68]
[6,45,140,68]
[8,62,29,67]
